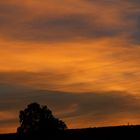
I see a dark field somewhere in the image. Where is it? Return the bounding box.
[1,125,140,140]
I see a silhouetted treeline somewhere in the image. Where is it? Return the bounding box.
[1,125,140,140]
[17,103,67,136]
[1,102,140,140]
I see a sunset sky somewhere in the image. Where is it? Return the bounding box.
[0,0,140,133]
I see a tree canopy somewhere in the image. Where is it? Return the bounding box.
[17,103,67,135]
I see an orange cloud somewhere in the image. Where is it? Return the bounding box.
[0,38,139,94]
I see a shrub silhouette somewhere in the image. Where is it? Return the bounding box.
[17,102,67,135]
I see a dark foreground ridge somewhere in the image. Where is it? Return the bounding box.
[1,125,140,140]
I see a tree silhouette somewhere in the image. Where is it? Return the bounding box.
[17,102,67,135]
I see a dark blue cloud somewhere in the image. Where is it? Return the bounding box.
[123,10,140,44]
[0,82,140,121]
[130,15,140,44]
[86,0,140,4]
[7,14,121,42]
[0,1,128,42]
[0,1,139,43]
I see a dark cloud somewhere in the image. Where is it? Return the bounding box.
[1,81,140,123]
[5,14,121,42]
[86,0,140,4]
[0,71,140,126]
[85,0,118,5]
[120,11,140,44]
[0,71,140,120]
[129,15,140,44]
[0,2,28,40]
[0,1,139,43]
[128,0,140,4]
[0,71,71,90]
[0,1,126,42]
[0,3,22,14]
[0,2,27,25]
[86,0,140,44]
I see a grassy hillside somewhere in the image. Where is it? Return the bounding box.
[1,125,140,140]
